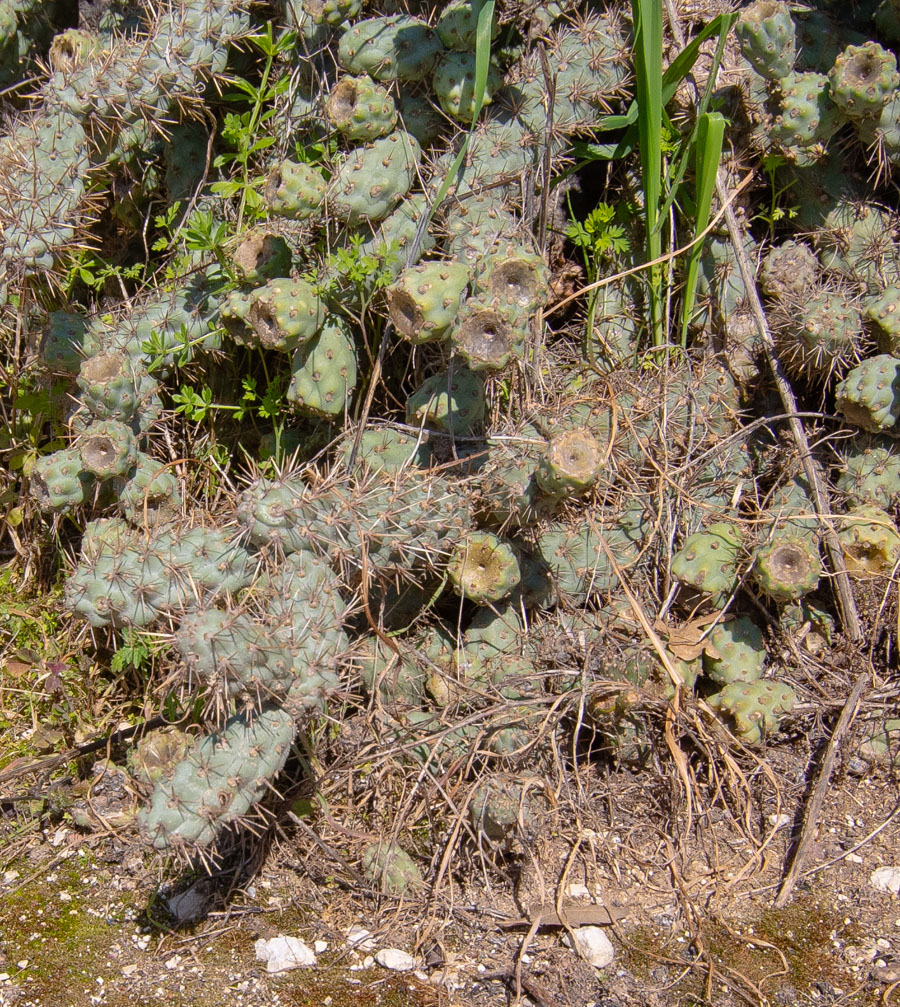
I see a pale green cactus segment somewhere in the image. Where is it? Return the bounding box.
[836,355,900,432]
[302,0,361,26]
[78,418,138,478]
[474,241,549,312]
[117,452,181,525]
[535,428,604,500]
[407,365,485,436]
[265,159,327,220]
[836,436,900,509]
[329,130,421,225]
[450,296,528,372]
[865,283,900,349]
[774,288,863,382]
[735,0,796,80]
[326,74,397,141]
[338,15,443,82]
[710,678,796,744]
[247,277,324,352]
[753,535,822,602]
[361,841,425,894]
[771,71,841,150]
[828,42,899,119]
[139,707,296,851]
[470,775,540,841]
[436,0,498,51]
[703,616,767,685]
[447,532,521,604]
[337,426,430,475]
[671,523,743,602]
[387,260,471,344]
[836,504,900,577]
[287,320,358,417]
[758,240,819,302]
[230,232,292,285]
[432,50,500,122]
[31,446,93,514]
[41,310,88,374]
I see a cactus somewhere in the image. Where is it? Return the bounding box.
[835,354,900,431]
[361,841,425,894]
[433,50,500,122]
[703,616,767,685]
[865,283,900,353]
[450,296,528,371]
[78,419,138,478]
[535,428,604,501]
[753,535,822,602]
[287,319,358,417]
[474,241,549,312]
[735,0,796,81]
[758,240,819,302]
[41,310,88,374]
[246,277,324,352]
[139,707,296,851]
[231,232,293,284]
[470,775,540,841]
[836,435,900,508]
[117,452,181,525]
[407,365,486,436]
[710,679,796,744]
[836,505,900,576]
[31,447,93,514]
[337,426,430,475]
[326,74,397,141]
[671,523,743,604]
[447,532,521,604]
[328,130,421,224]
[265,160,327,220]
[436,0,496,51]
[338,15,443,83]
[771,71,841,155]
[387,260,470,344]
[828,42,899,119]
[301,0,361,26]
[772,288,863,382]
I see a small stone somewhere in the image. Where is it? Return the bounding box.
[314,940,329,954]
[3,871,19,883]
[767,813,792,829]
[375,948,416,971]
[254,935,316,973]
[846,854,864,863]
[164,956,181,970]
[122,964,137,976]
[870,867,900,895]
[566,926,615,968]
[346,925,377,950]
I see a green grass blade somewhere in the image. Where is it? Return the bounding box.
[632,0,664,346]
[679,111,726,345]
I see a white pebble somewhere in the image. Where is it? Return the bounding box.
[254,935,316,973]
[870,867,900,895]
[375,949,416,971]
[566,926,615,968]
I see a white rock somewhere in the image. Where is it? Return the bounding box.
[314,940,329,954]
[567,926,615,968]
[346,925,377,950]
[375,949,416,971]
[870,867,900,895]
[565,883,592,900]
[254,936,316,973]
[767,813,791,830]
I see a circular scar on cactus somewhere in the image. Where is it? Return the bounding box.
[79,426,135,478]
[753,536,822,602]
[448,532,521,604]
[453,304,517,371]
[536,427,603,500]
